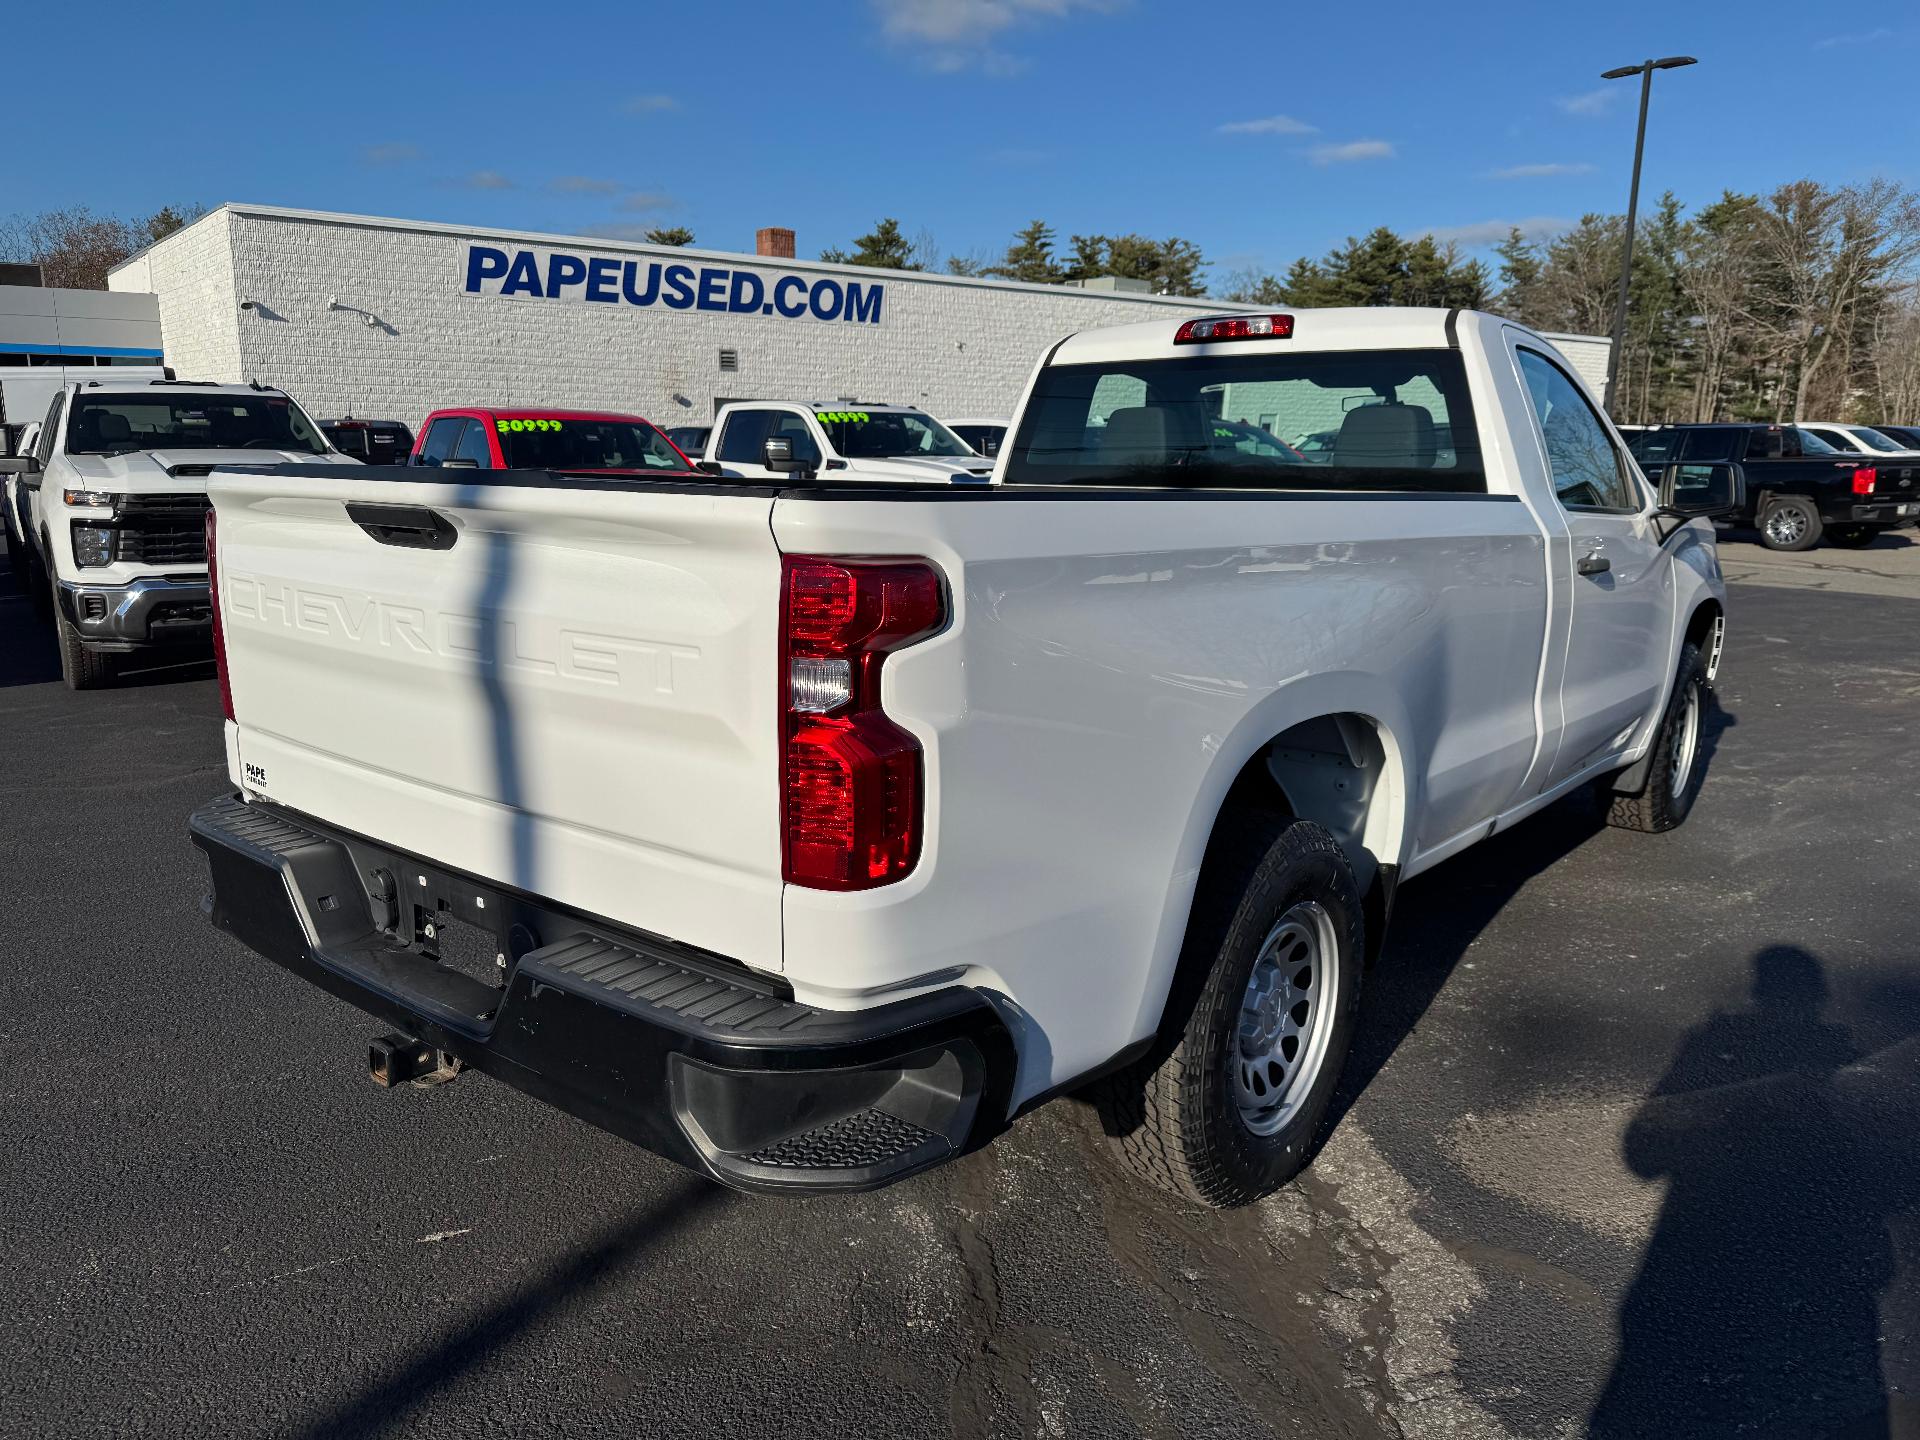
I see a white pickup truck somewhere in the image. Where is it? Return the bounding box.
[0,380,355,688]
[188,308,1736,1206]
[701,399,995,483]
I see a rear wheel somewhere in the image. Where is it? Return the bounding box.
[29,536,53,621]
[1607,642,1707,833]
[1758,496,1821,552]
[1095,815,1362,1207]
[3,520,23,594]
[1825,525,1883,549]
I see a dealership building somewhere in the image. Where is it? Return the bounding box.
[107,204,1235,427]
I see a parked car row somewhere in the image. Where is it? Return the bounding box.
[1624,422,1920,550]
[148,307,1745,1211]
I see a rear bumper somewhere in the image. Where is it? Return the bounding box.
[188,795,1014,1193]
[57,576,210,650]
[1815,498,1920,526]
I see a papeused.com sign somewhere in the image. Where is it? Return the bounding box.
[460,244,885,326]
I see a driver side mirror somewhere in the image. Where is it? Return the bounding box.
[1656,462,1743,521]
[762,436,816,479]
[0,454,39,475]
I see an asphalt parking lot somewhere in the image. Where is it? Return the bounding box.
[1,533,1915,1440]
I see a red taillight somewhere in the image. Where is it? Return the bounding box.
[1174,314,1294,344]
[780,556,944,890]
[205,506,234,721]
[1852,466,1877,496]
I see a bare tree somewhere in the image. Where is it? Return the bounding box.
[1749,179,1920,418]
[1870,282,1920,421]
[0,204,207,289]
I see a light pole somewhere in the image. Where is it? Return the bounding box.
[1599,55,1696,414]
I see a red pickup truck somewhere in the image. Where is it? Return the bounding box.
[409,407,697,473]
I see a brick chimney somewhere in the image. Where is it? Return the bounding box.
[755,227,796,260]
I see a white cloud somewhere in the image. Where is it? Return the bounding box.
[1487,161,1596,180]
[360,142,421,165]
[621,94,678,113]
[445,170,514,190]
[1218,115,1317,136]
[549,176,621,194]
[616,191,678,213]
[1419,216,1572,247]
[870,0,1121,73]
[1814,26,1892,48]
[1557,87,1616,117]
[1308,139,1395,166]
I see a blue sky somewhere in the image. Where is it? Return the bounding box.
[10,0,1917,286]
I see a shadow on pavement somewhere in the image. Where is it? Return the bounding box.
[1327,693,1739,1136]
[294,1179,726,1440]
[1590,946,1920,1438]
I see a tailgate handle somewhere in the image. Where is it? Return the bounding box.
[345,503,457,551]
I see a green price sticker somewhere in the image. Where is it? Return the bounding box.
[496,418,564,433]
[814,411,871,425]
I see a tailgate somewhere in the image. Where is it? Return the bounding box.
[208,468,785,972]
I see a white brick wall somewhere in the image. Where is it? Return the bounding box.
[107,210,242,383]
[112,206,1220,428]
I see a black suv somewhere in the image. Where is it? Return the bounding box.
[321,417,416,465]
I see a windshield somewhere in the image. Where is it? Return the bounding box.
[493,416,690,471]
[1850,427,1910,454]
[1004,349,1484,492]
[66,393,330,456]
[815,409,973,459]
[1794,428,1840,455]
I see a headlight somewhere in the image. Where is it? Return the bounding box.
[71,525,115,569]
[64,488,116,507]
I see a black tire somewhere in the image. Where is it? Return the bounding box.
[1095,814,1363,1208]
[1825,525,1882,549]
[1757,496,1822,552]
[49,563,115,690]
[1607,642,1708,833]
[3,520,23,594]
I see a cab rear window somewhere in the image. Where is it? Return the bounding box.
[1002,349,1484,493]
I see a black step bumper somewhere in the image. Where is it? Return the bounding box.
[189,795,1014,1193]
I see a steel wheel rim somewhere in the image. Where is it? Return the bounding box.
[1232,901,1339,1137]
[1766,506,1806,545]
[1669,682,1701,798]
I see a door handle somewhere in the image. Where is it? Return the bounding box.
[345,502,458,550]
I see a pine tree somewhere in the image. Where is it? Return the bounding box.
[824,218,920,270]
[988,220,1065,284]
[1494,227,1543,322]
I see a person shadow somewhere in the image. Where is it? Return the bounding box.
[1590,945,1913,1438]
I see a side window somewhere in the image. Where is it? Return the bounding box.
[1680,428,1739,463]
[1803,426,1854,453]
[453,419,493,467]
[1516,349,1638,513]
[37,394,65,465]
[717,409,776,464]
[418,416,467,466]
[767,412,821,464]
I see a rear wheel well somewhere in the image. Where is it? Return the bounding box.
[1205,713,1400,911]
